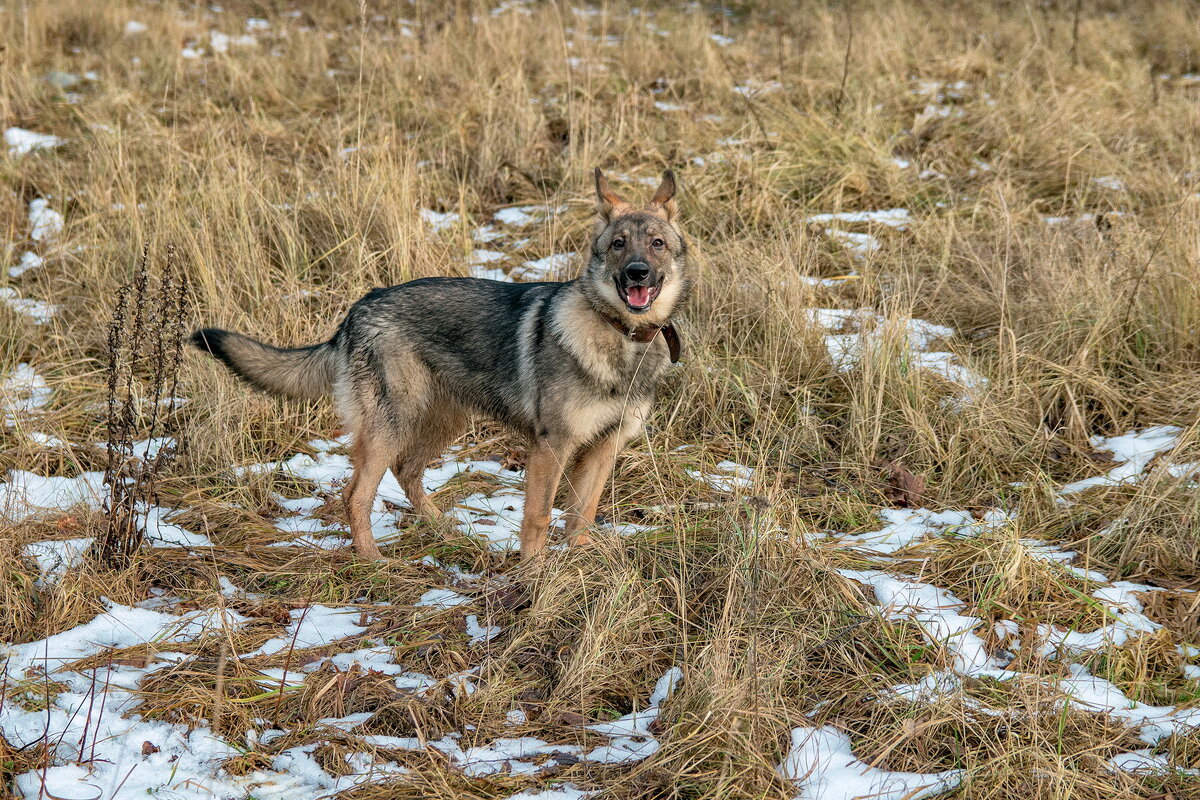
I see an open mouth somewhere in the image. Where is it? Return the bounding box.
[617,282,661,312]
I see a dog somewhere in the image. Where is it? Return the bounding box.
[191,168,691,560]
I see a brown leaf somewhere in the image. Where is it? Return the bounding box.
[518,686,548,705]
[878,460,926,508]
[110,656,154,668]
[141,741,160,756]
[486,585,529,611]
[501,448,527,472]
[548,709,587,726]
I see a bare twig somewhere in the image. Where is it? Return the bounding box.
[833,3,854,118]
[1068,0,1083,65]
[1120,188,1196,331]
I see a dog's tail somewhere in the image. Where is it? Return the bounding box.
[190,328,337,400]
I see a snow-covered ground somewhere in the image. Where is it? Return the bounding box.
[803,308,986,396]
[1,582,683,800]
[4,422,1197,799]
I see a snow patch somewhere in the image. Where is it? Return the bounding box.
[5,128,64,157]
[778,725,963,800]
[29,198,64,241]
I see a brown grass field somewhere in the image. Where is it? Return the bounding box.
[2,1,1200,799]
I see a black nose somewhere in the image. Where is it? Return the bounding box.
[624,262,650,282]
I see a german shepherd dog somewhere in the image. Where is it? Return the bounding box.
[191,169,690,560]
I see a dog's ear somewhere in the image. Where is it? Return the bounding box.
[648,170,677,221]
[595,167,629,220]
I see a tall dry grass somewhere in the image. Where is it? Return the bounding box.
[3,1,1200,798]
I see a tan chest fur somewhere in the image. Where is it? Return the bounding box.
[550,291,662,386]
[549,291,658,444]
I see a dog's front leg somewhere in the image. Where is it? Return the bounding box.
[562,432,621,547]
[519,439,572,560]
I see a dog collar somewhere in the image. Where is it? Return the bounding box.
[603,316,682,363]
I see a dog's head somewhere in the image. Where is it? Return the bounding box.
[582,168,691,325]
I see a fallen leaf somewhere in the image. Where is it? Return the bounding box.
[878,460,925,507]
[501,448,526,472]
[549,709,587,726]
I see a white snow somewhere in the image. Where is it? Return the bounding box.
[242,605,369,658]
[249,442,569,553]
[823,229,880,260]
[414,588,473,610]
[8,410,1199,800]
[471,266,511,281]
[22,537,93,583]
[2,601,241,675]
[420,208,461,233]
[1,470,106,519]
[10,250,44,278]
[811,209,912,262]
[5,127,64,156]
[472,224,505,242]
[808,208,912,230]
[25,430,69,449]
[3,362,52,422]
[469,248,506,265]
[733,80,783,97]
[124,20,148,35]
[449,489,565,551]
[465,614,501,645]
[1092,175,1125,191]
[839,569,999,675]
[686,460,754,492]
[507,786,594,800]
[514,252,575,280]
[805,308,984,392]
[493,205,562,226]
[0,600,390,800]
[1059,425,1181,496]
[143,504,213,548]
[1036,582,1163,658]
[835,508,980,554]
[0,287,58,323]
[210,30,258,53]
[1056,663,1200,744]
[1108,749,1198,775]
[29,198,64,241]
[778,725,963,800]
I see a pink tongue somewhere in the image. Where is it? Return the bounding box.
[626,286,651,307]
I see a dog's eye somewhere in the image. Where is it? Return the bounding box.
[612,238,625,250]
[652,238,665,249]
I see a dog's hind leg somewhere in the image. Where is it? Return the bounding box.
[345,431,392,559]
[519,439,573,560]
[562,432,621,547]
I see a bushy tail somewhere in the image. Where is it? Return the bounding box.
[190,328,337,400]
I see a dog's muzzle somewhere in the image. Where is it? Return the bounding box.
[616,261,660,312]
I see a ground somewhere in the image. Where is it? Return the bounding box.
[2,1,1200,799]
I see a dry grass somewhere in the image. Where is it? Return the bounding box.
[4,0,1200,798]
